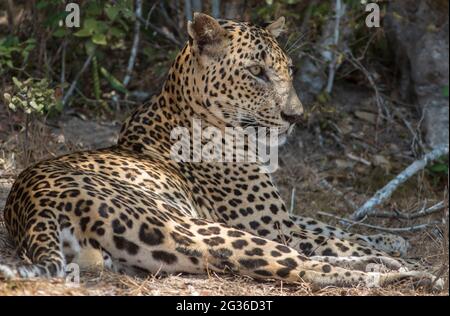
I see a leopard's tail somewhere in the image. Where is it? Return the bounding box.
[0,215,66,280]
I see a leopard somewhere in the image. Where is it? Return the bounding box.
[0,13,443,291]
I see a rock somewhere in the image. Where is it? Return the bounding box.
[385,0,449,148]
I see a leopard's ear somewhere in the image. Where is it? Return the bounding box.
[266,17,285,38]
[187,12,228,56]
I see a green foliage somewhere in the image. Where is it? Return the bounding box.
[34,0,135,102]
[443,85,449,98]
[67,0,132,48]
[3,77,61,115]
[428,156,449,176]
[0,36,36,74]
[100,67,129,94]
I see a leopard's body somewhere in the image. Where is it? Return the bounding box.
[0,14,442,290]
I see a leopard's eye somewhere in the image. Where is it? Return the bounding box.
[248,65,264,77]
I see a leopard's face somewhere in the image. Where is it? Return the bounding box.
[187,14,304,142]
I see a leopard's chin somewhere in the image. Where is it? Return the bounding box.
[276,124,295,147]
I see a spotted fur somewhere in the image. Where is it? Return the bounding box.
[0,13,442,290]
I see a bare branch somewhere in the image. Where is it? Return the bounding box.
[289,187,296,215]
[62,52,94,108]
[370,201,446,220]
[325,0,345,94]
[319,211,441,233]
[123,0,143,87]
[344,51,391,121]
[350,144,449,221]
[135,15,183,47]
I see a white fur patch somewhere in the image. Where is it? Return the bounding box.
[366,272,381,288]
[60,228,81,262]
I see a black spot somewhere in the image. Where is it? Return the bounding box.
[79,216,90,232]
[209,248,233,260]
[227,230,245,238]
[152,250,178,264]
[245,248,264,256]
[113,236,139,255]
[254,270,272,277]
[238,258,268,269]
[322,248,338,257]
[231,239,248,249]
[139,223,165,246]
[276,268,292,278]
[275,245,291,253]
[112,219,126,234]
[203,236,226,247]
[322,264,332,273]
[171,231,194,246]
[269,204,279,214]
[251,237,267,246]
[276,258,298,269]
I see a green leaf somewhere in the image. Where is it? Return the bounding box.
[105,5,121,21]
[53,28,69,38]
[85,41,97,55]
[92,34,107,46]
[12,77,22,89]
[109,27,125,39]
[443,85,449,98]
[74,28,93,37]
[429,163,448,174]
[100,67,129,94]
[86,1,103,15]
[36,0,51,10]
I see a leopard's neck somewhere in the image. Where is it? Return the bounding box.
[117,43,229,158]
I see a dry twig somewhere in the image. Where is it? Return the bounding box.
[123,0,143,87]
[319,211,441,233]
[350,144,449,221]
[325,0,345,94]
[370,201,446,220]
[62,52,95,107]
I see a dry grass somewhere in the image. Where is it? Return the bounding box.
[0,269,447,296]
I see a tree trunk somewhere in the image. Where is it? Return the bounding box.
[385,0,449,148]
[211,0,221,18]
[192,0,202,13]
[184,0,192,21]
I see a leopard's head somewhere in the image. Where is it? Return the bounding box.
[181,13,303,142]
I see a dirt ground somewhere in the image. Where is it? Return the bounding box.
[0,84,448,296]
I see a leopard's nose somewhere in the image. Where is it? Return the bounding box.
[281,111,303,124]
[282,86,304,124]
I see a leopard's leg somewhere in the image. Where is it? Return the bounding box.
[289,214,409,257]
[90,210,442,291]
[209,167,421,272]
[309,255,404,273]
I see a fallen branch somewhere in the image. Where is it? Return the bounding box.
[123,0,143,87]
[370,201,446,220]
[319,211,441,233]
[350,144,449,220]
